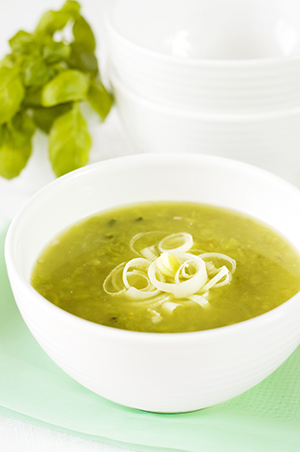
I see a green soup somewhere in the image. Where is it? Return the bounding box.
[31,202,300,333]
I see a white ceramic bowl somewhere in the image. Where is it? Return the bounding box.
[106,0,300,113]
[5,154,300,413]
[109,0,300,59]
[112,72,300,184]
[108,55,300,114]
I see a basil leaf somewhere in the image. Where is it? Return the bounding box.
[0,54,16,69]
[0,67,24,125]
[73,15,96,52]
[32,103,73,134]
[22,86,43,108]
[60,0,81,16]
[34,1,80,38]
[0,111,35,179]
[69,43,98,77]
[22,58,53,87]
[86,78,113,121]
[42,69,89,106]
[9,30,39,56]
[49,103,91,176]
[7,52,29,70]
[0,1,112,180]
[42,40,71,64]
[35,11,71,38]
[9,110,36,148]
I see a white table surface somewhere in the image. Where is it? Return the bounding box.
[1,0,300,450]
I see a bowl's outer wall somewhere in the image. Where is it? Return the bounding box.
[107,24,300,113]
[107,0,300,115]
[111,72,300,169]
[109,0,300,60]
[5,154,300,412]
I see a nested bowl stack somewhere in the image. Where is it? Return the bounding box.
[106,0,300,183]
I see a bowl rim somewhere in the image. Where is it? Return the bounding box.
[5,153,300,344]
[111,70,300,121]
[106,0,300,68]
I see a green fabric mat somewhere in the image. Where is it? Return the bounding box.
[0,222,300,452]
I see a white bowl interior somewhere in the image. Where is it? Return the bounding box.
[110,0,300,59]
[8,154,300,283]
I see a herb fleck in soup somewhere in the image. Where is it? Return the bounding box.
[31,202,300,333]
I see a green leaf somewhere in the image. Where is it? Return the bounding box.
[32,103,73,134]
[22,58,54,87]
[72,15,96,52]
[22,86,43,108]
[49,103,91,177]
[42,69,89,106]
[60,0,81,16]
[9,30,39,56]
[49,61,69,74]
[34,1,80,39]
[0,1,108,180]
[7,52,29,69]
[0,111,36,179]
[69,43,98,77]
[86,78,113,121]
[9,110,36,147]
[35,10,72,38]
[42,40,71,64]
[0,54,16,69]
[0,67,25,125]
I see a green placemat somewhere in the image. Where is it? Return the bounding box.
[0,222,300,452]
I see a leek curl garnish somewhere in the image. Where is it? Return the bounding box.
[103,232,236,318]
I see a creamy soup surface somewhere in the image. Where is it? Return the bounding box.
[31,202,300,333]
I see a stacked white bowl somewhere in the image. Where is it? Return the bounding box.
[106,0,300,183]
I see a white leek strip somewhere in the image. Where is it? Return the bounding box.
[148,253,207,298]
[199,252,236,274]
[162,301,180,312]
[149,294,170,307]
[156,252,179,278]
[123,258,161,300]
[140,245,159,261]
[201,266,229,292]
[126,269,149,289]
[189,294,209,307]
[158,232,193,253]
[129,232,149,255]
[174,259,198,283]
[126,286,161,300]
[103,262,126,296]
[123,258,151,289]
[214,268,232,288]
[111,262,126,289]
[130,231,162,256]
[147,308,162,323]
[205,261,219,275]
